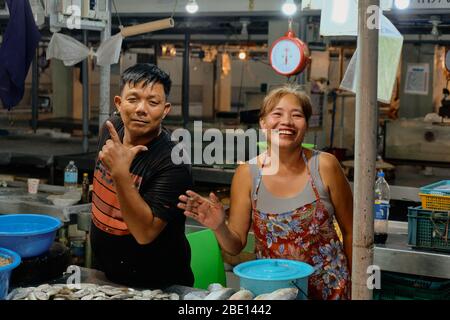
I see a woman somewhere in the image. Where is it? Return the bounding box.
[178,85,353,300]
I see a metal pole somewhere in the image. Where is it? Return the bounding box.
[82,30,89,154]
[298,14,307,86]
[99,0,112,127]
[352,0,379,300]
[340,95,345,148]
[154,42,158,65]
[182,32,190,128]
[31,48,39,133]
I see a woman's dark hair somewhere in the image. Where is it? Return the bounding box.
[120,63,172,98]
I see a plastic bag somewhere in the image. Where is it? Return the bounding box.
[46,33,90,66]
[95,33,123,66]
[340,14,403,104]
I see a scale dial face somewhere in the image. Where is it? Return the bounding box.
[446,50,450,72]
[270,39,303,76]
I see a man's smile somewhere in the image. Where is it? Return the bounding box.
[131,119,149,124]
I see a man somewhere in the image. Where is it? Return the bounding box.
[90,63,194,289]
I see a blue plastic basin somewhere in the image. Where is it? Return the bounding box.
[0,248,21,300]
[0,214,62,258]
[233,259,315,300]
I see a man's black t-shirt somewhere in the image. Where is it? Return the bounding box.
[90,115,194,289]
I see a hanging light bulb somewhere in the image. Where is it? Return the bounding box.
[238,50,247,60]
[241,20,249,38]
[186,0,199,14]
[282,0,297,16]
[430,16,441,38]
[161,45,168,56]
[431,25,440,37]
[394,0,410,10]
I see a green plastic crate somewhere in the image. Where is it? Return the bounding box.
[420,180,450,196]
[374,272,450,300]
[408,206,450,253]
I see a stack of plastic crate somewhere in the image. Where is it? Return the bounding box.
[375,181,450,300]
[408,180,450,253]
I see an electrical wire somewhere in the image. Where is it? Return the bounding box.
[170,0,179,19]
[237,58,246,119]
[111,0,123,28]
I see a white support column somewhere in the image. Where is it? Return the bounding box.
[352,0,379,300]
[99,0,112,127]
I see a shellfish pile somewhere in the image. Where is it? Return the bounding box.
[6,284,180,301]
[183,283,299,300]
[0,256,12,267]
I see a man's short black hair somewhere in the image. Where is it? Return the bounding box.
[120,63,171,98]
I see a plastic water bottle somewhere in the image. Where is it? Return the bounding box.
[374,170,390,244]
[64,161,78,190]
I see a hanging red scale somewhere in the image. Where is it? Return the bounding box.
[445,49,450,74]
[269,21,311,77]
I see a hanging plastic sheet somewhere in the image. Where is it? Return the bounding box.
[47,32,123,67]
[47,33,90,66]
[95,33,123,66]
[339,15,403,104]
[46,18,174,68]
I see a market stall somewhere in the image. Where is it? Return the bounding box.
[1,0,450,303]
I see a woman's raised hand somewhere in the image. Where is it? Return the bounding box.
[178,190,225,231]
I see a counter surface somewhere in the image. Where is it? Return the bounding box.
[9,266,201,299]
[0,182,92,222]
[375,233,450,279]
[3,182,449,280]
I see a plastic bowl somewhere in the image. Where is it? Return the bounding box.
[47,190,81,207]
[233,259,315,300]
[0,214,62,258]
[0,248,21,300]
[51,198,80,207]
